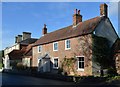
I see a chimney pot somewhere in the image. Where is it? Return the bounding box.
[78,10,80,15]
[73,9,82,26]
[42,24,47,35]
[75,9,77,14]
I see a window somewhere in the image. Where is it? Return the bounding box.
[53,58,58,69]
[53,42,58,51]
[38,45,42,53]
[77,57,84,71]
[65,39,71,50]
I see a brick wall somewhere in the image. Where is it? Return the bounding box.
[115,53,120,75]
[32,34,93,76]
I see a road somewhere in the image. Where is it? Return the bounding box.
[1,73,74,86]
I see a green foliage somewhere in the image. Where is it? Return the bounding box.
[16,62,27,70]
[107,67,118,76]
[92,35,111,68]
[0,50,4,63]
[0,63,2,69]
[61,57,77,75]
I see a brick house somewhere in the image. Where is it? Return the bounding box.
[3,32,37,69]
[112,39,120,74]
[32,3,119,76]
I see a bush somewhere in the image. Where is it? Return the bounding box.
[107,67,117,76]
[16,62,27,70]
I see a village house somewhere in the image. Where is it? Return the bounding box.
[112,38,120,74]
[32,3,119,76]
[3,32,38,69]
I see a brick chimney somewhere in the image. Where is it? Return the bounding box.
[22,32,31,40]
[42,24,47,36]
[15,35,22,43]
[100,3,108,17]
[73,9,82,26]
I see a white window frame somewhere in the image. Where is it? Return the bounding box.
[38,45,42,53]
[53,42,58,51]
[76,56,84,71]
[53,57,59,69]
[65,39,71,50]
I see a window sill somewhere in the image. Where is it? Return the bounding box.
[53,67,58,69]
[53,50,58,52]
[65,48,71,50]
[77,69,84,72]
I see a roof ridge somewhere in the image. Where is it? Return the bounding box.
[34,16,104,46]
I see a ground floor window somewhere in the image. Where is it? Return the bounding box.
[77,56,84,71]
[53,58,58,69]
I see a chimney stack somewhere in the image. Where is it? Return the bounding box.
[73,9,82,26]
[22,32,31,40]
[100,3,108,17]
[15,36,18,43]
[15,35,22,43]
[42,24,47,36]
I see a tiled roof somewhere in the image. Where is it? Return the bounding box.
[23,44,34,56]
[19,38,38,45]
[34,16,104,46]
[8,48,26,60]
[8,44,34,60]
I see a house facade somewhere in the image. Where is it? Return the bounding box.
[3,32,37,69]
[32,3,119,76]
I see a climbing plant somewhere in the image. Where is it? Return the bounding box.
[61,57,77,76]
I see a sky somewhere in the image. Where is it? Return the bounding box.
[1,1,119,50]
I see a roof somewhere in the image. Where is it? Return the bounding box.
[8,44,34,60]
[34,16,104,46]
[19,38,38,45]
[23,44,34,57]
[113,38,120,53]
[8,48,26,60]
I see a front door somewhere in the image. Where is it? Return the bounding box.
[43,59,50,72]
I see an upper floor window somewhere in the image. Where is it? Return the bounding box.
[38,45,42,53]
[53,42,58,51]
[65,39,71,50]
[77,56,84,71]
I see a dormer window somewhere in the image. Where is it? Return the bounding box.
[38,45,42,53]
[65,39,71,50]
[53,42,58,51]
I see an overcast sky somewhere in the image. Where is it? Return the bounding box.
[1,1,119,50]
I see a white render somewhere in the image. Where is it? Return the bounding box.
[3,44,20,69]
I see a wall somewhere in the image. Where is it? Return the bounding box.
[115,53,120,75]
[22,58,31,67]
[32,34,93,76]
[4,44,20,55]
[3,44,20,69]
[94,18,118,47]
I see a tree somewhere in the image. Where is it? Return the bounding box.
[92,35,111,76]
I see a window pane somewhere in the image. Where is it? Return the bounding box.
[81,62,84,68]
[81,57,84,61]
[54,59,58,67]
[66,40,70,49]
[54,43,58,50]
[38,46,41,52]
[78,57,84,69]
